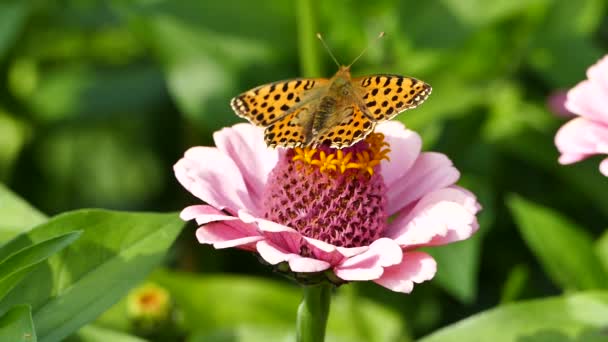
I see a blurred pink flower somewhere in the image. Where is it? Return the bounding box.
[555,55,608,176]
[174,122,481,293]
[547,90,574,118]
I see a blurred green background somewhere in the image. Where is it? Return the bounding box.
[2,0,608,340]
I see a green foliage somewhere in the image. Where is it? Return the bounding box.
[426,236,482,303]
[0,231,81,301]
[596,231,608,274]
[419,291,608,342]
[0,184,46,241]
[508,195,608,290]
[0,1,29,60]
[68,325,147,342]
[97,269,405,342]
[0,186,184,341]
[2,211,183,342]
[0,305,36,342]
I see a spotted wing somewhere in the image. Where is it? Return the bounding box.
[354,75,431,121]
[230,78,328,127]
[263,105,315,148]
[311,105,376,149]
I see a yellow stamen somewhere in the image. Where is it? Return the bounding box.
[330,150,355,173]
[310,151,337,173]
[293,147,318,164]
[291,133,391,176]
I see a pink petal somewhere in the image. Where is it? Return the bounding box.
[565,80,608,124]
[374,252,437,293]
[586,55,608,96]
[256,240,331,272]
[213,124,278,206]
[375,122,422,188]
[386,152,460,215]
[334,238,402,281]
[180,205,239,225]
[196,221,263,250]
[547,90,574,118]
[285,236,368,265]
[238,210,297,234]
[174,147,255,214]
[555,117,608,165]
[336,246,370,258]
[300,237,349,265]
[566,54,608,124]
[300,239,369,260]
[385,187,480,247]
[238,210,312,255]
[289,257,332,273]
[303,237,337,253]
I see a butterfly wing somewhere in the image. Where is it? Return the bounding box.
[311,105,376,149]
[263,105,316,148]
[230,78,329,127]
[353,75,431,121]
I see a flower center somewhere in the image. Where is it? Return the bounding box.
[262,133,390,248]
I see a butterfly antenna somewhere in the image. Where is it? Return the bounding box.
[347,31,385,68]
[316,33,341,67]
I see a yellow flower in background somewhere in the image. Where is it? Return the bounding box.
[127,282,171,325]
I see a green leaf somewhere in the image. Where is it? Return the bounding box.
[189,326,363,342]
[483,95,608,219]
[0,210,184,342]
[113,0,296,133]
[188,326,294,342]
[427,236,481,303]
[539,0,607,37]
[595,230,608,275]
[507,195,608,290]
[67,325,147,342]
[0,231,81,301]
[35,124,164,211]
[527,0,606,88]
[0,112,29,182]
[418,291,608,342]
[556,162,608,220]
[328,287,403,342]
[402,76,486,132]
[442,0,542,27]
[482,81,555,144]
[529,36,603,88]
[98,270,402,342]
[153,270,300,331]
[425,175,493,303]
[0,305,36,342]
[397,0,473,50]
[144,17,238,131]
[112,0,296,57]
[0,1,29,61]
[28,65,166,123]
[0,183,47,242]
[500,264,531,304]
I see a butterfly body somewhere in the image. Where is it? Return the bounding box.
[231,65,431,149]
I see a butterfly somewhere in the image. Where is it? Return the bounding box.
[230,33,432,149]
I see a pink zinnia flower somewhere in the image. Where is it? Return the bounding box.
[555,55,608,176]
[174,122,480,293]
[547,90,574,118]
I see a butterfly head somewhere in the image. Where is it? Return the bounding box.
[335,65,352,78]
[329,66,354,95]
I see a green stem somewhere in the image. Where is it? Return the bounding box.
[296,0,321,77]
[296,283,332,342]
